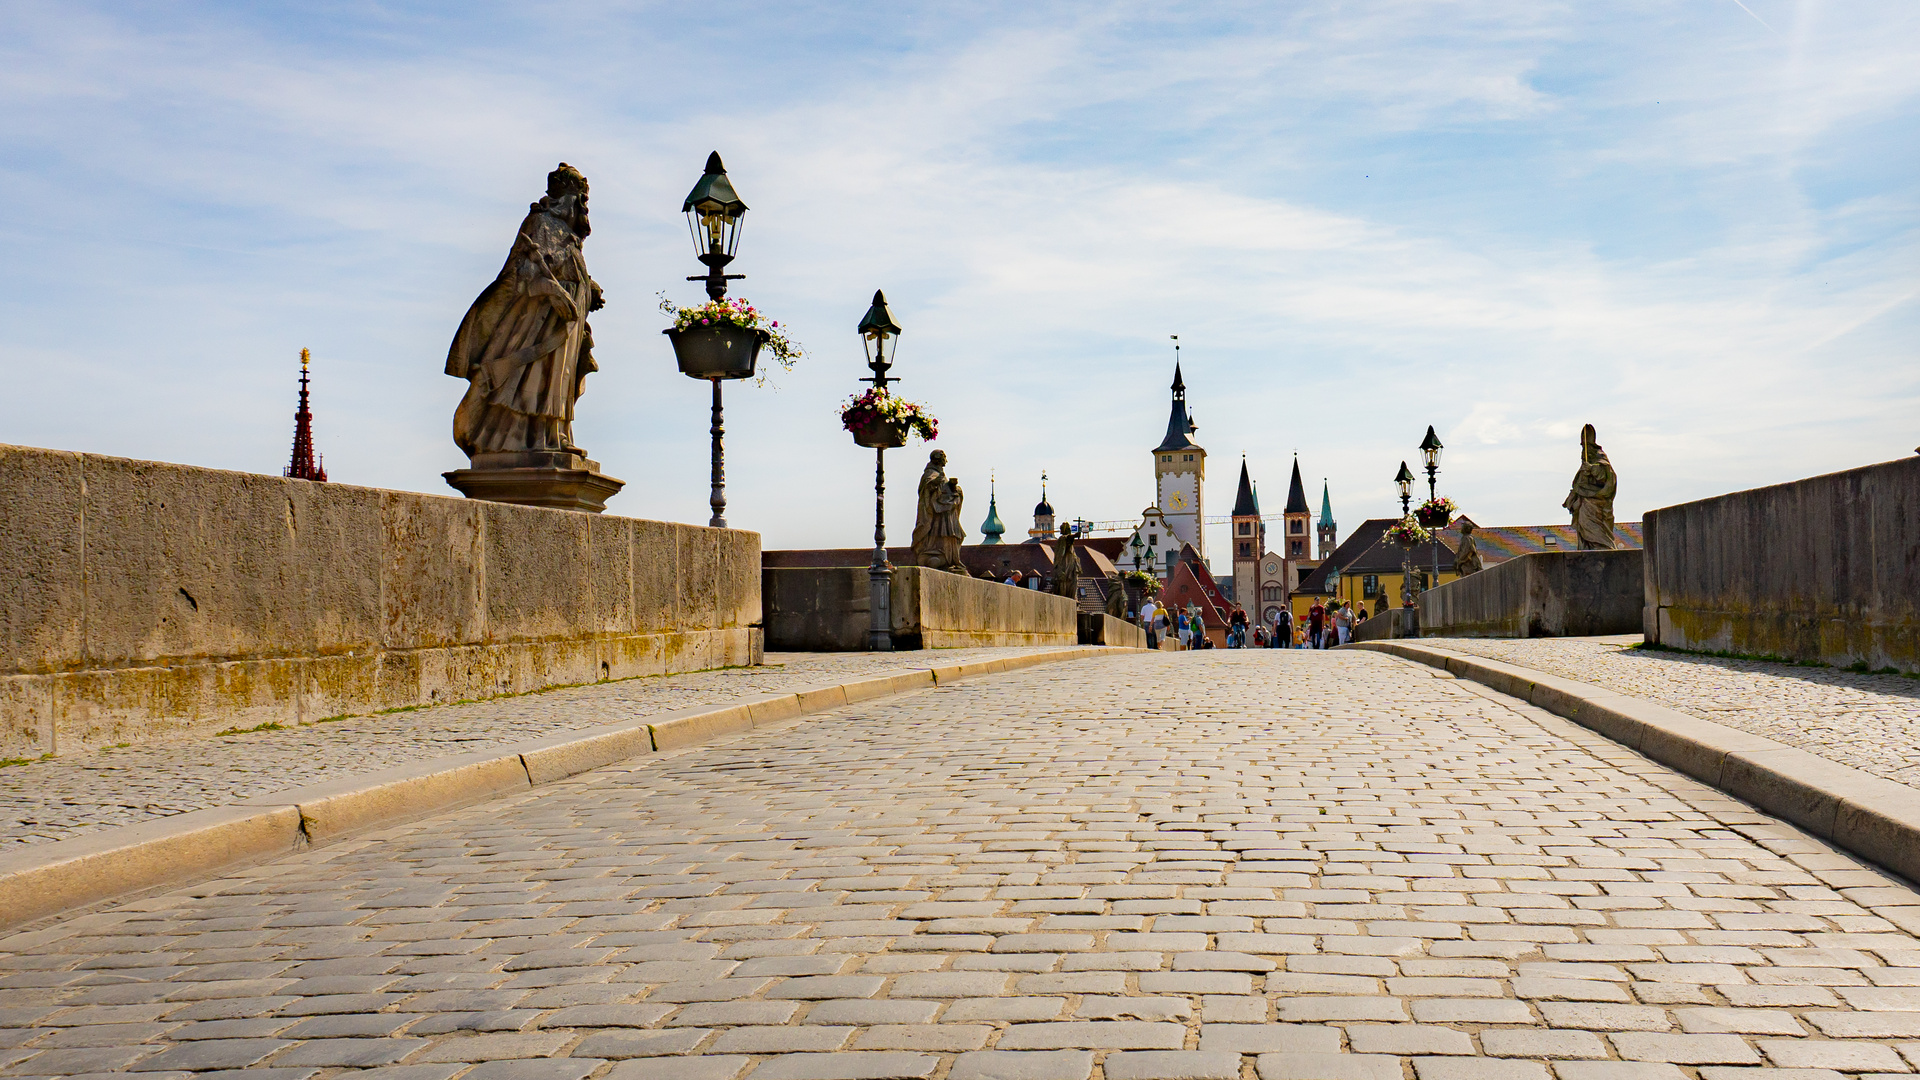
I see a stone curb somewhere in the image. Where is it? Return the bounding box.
[0,645,1138,931]
[1349,639,1920,885]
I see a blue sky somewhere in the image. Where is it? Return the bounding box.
[2,1,1915,557]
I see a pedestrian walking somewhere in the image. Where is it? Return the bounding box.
[1308,599,1326,650]
[1139,597,1159,649]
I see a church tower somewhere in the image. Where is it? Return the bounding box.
[1230,456,1263,610]
[1317,481,1337,560]
[1028,472,1056,541]
[1153,360,1206,560]
[284,348,327,482]
[1281,455,1312,587]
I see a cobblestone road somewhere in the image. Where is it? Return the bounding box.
[0,648,1054,850]
[5,649,1920,1080]
[1418,638,1920,791]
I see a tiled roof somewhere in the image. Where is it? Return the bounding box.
[1436,518,1644,566]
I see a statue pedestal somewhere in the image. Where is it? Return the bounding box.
[444,450,625,514]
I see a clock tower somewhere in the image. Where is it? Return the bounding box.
[1153,360,1206,561]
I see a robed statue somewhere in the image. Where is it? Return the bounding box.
[1453,519,1484,576]
[1051,525,1081,599]
[912,450,967,573]
[447,163,604,460]
[1104,574,1128,618]
[1562,423,1618,550]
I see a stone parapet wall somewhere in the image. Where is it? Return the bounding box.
[1418,549,1645,638]
[1354,607,1418,642]
[1078,612,1147,649]
[0,444,760,756]
[1644,454,1920,672]
[763,567,1078,651]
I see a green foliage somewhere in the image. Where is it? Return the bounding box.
[216,721,287,737]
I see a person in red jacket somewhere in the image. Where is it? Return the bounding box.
[1308,600,1326,649]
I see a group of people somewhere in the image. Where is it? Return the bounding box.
[1135,597,1371,650]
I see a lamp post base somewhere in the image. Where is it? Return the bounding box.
[868,564,893,651]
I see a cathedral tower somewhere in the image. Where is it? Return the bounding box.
[1230,456,1263,609]
[1153,361,1206,560]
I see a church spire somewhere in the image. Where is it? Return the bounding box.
[1231,455,1258,516]
[285,348,327,482]
[1283,454,1308,514]
[980,471,1007,544]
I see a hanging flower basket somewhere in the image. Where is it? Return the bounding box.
[848,415,909,449]
[660,296,802,381]
[1385,516,1432,548]
[1415,496,1457,530]
[841,389,937,448]
[664,322,765,379]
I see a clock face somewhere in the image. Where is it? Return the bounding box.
[1168,490,1188,509]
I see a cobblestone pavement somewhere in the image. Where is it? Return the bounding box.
[1417,638,1920,792]
[6,649,1920,1080]
[0,648,1058,850]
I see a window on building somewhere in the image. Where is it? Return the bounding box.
[1262,585,1282,601]
[1162,455,1170,462]
[1289,540,1303,556]
[1183,454,1193,461]
[1362,574,1379,597]
[1237,543,1250,557]
[1237,522,1250,535]
[1148,534,1157,545]
[1289,520,1302,534]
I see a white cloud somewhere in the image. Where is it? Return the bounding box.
[0,0,1913,559]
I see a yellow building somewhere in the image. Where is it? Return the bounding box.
[1287,517,1460,625]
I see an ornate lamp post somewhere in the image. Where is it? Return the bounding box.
[1130,533,1144,571]
[1326,564,1342,609]
[850,290,904,651]
[1394,462,1415,515]
[672,152,750,528]
[1419,426,1446,591]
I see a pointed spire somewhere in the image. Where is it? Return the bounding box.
[1232,456,1258,516]
[1155,356,1201,452]
[980,471,1007,544]
[1320,480,1334,527]
[285,348,327,482]
[1283,454,1309,514]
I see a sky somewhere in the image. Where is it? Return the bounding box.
[1,1,1915,561]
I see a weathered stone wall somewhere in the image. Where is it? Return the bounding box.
[1078,612,1147,649]
[1418,550,1645,638]
[1353,607,1417,642]
[1644,455,1920,671]
[0,444,761,757]
[763,567,1078,651]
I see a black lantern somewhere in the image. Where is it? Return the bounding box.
[683,152,747,300]
[1130,533,1144,571]
[858,290,902,375]
[1394,461,1414,515]
[1420,425,1444,500]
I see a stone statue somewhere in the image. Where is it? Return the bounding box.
[1051,525,1081,599]
[1104,575,1127,618]
[448,163,603,460]
[1562,423,1618,550]
[441,164,623,513]
[912,450,967,573]
[1453,520,1484,576]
